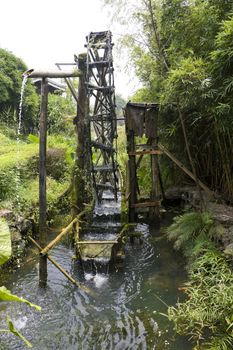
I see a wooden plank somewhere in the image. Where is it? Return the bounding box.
[96,183,114,190]
[128,150,162,156]
[131,201,160,208]
[77,240,118,244]
[93,165,113,172]
[158,143,214,197]
[24,68,81,78]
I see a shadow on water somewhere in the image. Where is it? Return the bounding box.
[0,212,192,350]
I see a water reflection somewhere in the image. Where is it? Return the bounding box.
[0,214,191,349]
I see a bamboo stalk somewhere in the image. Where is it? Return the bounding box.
[77,240,118,244]
[40,211,86,256]
[30,237,79,285]
[29,237,94,295]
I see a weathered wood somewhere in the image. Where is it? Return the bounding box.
[40,212,85,256]
[158,142,214,197]
[96,183,114,190]
[127,130,137,222]
[77,240,118,244]
[72,53,91,216]
[93,165,113,172]
[29,237,93,295]
[128,150,162,156]
[39,77,48,287]
[91,140,114,152]
[56,63,79,103]
[24,68,81,78]
[131,201,160,208]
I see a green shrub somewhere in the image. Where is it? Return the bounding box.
[167,249,233,349]
[166,211,233,348]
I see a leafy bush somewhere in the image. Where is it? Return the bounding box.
[167,249,233,349]
[166,211,233,348]
[167,211,214,255]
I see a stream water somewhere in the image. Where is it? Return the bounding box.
[0,209,191,350]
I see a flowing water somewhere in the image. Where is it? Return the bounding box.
[18,75,28,137]
[0,209,191,350]
[15,75,28,206]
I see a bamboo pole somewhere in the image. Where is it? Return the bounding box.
[29,237,94,295]
[40,212,86,256]
[158,143,214,197]
[77,240,118,244]
[39,77,48,288]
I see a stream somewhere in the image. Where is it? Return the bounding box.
[0,211,191,350]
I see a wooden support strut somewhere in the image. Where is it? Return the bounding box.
[40,212,86,256]
[23,69,82,79]
[29,237,94,295]
[77,240,118,244]
[158,142,214,197]
[39,77,48,287]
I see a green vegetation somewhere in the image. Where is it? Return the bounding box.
[166,211,233,349]
[0,218,41,348]
[105,0,233,200]
[0,128,73,222]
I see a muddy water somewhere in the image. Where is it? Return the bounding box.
[0,212,191,350]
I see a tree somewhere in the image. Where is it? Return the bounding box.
[0,48,39,133]
[104,0,233,198]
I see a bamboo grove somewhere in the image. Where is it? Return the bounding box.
[105,0,233,201]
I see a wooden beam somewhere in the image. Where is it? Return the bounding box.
[128,150,162,156]
[24,68,82,78]
[131,201,160,208]
[77,240,118,244]
[39,77,48,288]
[158,142,214,197]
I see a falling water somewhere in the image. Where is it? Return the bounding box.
[18,74,28,136]
[15,75,28,207]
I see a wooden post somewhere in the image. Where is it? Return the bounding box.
[150,109,160,219]
[127,130,137,222]
[39,77,48,287]
[72,53,91,216]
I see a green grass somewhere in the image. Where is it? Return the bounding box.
[0,129,74,219]
[166,211,233,349]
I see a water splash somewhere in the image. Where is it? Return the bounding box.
[18,75,28,136]
[15,75,28,207]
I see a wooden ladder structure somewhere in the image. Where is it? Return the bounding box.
[86,31,118,202]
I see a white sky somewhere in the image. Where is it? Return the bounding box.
[0,0,139,98]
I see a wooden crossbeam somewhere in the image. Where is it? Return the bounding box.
[128,150,163,156]
[77,240,118,244]
[131,201,160,208]
[158,143,214,197]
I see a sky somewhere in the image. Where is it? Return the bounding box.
[0,0,139,98]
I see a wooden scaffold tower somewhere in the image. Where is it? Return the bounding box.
[125,102,162,222]
[85,31,118,202]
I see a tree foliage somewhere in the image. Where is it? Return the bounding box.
[0,48,39,133]
[105,0,233,199]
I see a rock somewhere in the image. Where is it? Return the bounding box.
[223,243,233,257]
[0,209,14,220]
